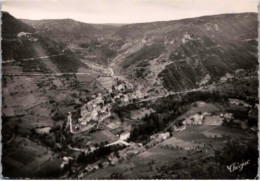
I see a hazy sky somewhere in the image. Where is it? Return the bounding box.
[2,0,258,24]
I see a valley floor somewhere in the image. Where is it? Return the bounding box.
[2,53,258,179]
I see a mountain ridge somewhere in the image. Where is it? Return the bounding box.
[20,12,256,26]
[5,11,259,93]
[1,11,87,73]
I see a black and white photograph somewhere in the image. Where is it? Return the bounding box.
[1,0,259,179]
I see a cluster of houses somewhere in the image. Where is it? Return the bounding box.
[79,143,141,177]
[84,164,100,174]
[78,93,110,127]
[119,131,131,141]
[146,127,188,149]
[145,132,171,148]
[17,32,38,42]
[60,156,74,170]
[73,77,145,131]
[80,141,148,177]
[150,132,171,141]
[229,98,251,108]
[109,79,143,104]
[173,125,186,132]
[182,112,234,126]
[180,109,258,131]
[72,103,258,178]
[81,145,135,177]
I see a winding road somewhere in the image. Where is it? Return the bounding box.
[4,134,15,144]
[3,72,93,76]
[2,53,64,64]
[68,113,95,134]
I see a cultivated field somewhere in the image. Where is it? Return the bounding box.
[2,136,62,178]
[96,77,114,91]
[84,125,256,179]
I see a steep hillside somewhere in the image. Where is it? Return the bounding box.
[22,19,122,65]
[111,13,258,92]
[2,11,258,179]
[2,12,87,73]
[1,12,95,179]
[21,19,120,43]
[2,12,35,39]
[22,13,258,92]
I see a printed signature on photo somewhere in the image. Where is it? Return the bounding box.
[226,160,250,172]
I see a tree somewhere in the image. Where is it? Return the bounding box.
[30,128,36,135]
[14,125,19,134]
[98,162,103,169]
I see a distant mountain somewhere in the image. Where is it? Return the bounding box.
[2,12,87,73]
[21,18,119,43]
[21,13,258,92]
[22,18,123,66]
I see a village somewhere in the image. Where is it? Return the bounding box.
[69,76,144,134]
[2,6,259,179]
[60,62,259,179]
[62,92,259,179]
